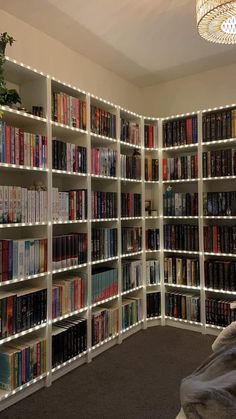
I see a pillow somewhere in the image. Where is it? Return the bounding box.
[212,321,236,352]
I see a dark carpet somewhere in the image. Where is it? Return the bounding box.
[0,326,214,419]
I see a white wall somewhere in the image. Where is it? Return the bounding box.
[0,10,142,113]
[141,63,236,118]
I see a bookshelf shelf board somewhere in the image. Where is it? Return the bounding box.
[147,316,162,321]
[121,217,142,221]
[165,283,201,290]
[53,219,87,225]
[163,216,198,219]
[206,324,225,330]
[52,306,88,323]
[91,333,119,350]
[202,216,236,219]
[120,140,142,150]
[121,320,143,334]
[203,176,236,181]
[121,251,143,258]
[90,218,118,223]
[144,147,159,152]
[144,180,159,184]
[0,222,47,229]
[145,216,159,220]
[52,169,87,177]
[0,272,48,287]
[0,163,48,173]
[145,249,160,253]
[165,316,203,326]
[0,322,47,346]
[90,132,117,143]
[163,178,199,183]
[52,263,87,274]
[51,120,88,135]
[51,351,88,374]
[202,138,236,146]
[164,249,200,255]
[91,294,119,308]
[120,177,142,183]
[91,174,118,180]
[147,283,160,287]
[162,143,198,151]
[91,256,119,265]
[204,287,236,295]
[119,106,141,119]
[0,105,47,124]
[0,373,47,403]
[204,252,236,257]
[121,285,144,296]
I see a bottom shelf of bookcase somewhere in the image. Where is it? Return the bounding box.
[165,316,203,333]
[91,334,120,359]
[121,320,144,340]
[147,316,162,327]
[52,352,88,382]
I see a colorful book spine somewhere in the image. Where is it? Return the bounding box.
[52,139,87,173]
[120,119,140,146]
[202,108,236,142]
[147,293,161,317]
[204,225,236,254]
[122,260,142,291]
[91,106,116,138]
[163,191,198,216]
[162,155,198,181]
[92,268,118,303]
[145,158,159,181]
[205,298,236,327]
[91,148,117,177]
[121,193,141,217]
[163,116,198,147]
[144,124,155,148]
[52,188,87,221]
[52,92,86,130]
[146,260,160,285]
[92,305,119,345]
[203,191,236,216]
[122,298,142,329]
[164,224,199,251]
[52,233,87,270]
[165,292,200,322]
[91,191,117,219]
[164,257,200,286]
[146,229,160,251]
[202,149,236,178]
[120,155,141,180]
[52,274,87,319]
[121,227,142,254]
[91,228,117,261]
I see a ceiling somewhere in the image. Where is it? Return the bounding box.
[1,0,236,87]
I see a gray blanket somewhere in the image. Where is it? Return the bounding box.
[180,323,236,419]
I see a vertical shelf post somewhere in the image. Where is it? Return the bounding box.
[117,106,123,343]
[158,118,165,326]
[86,93,92,362]
[141,117,147,329]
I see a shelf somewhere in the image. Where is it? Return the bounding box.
[51,120,87,135]
[147,316,162,321]
[203,176,236,181]
[144,180,159,184]
[165,283,201,290]
[144,147,159,152]
[121,251,143,258]
[52,263,87,274]
[164,249,200,255]
[121,217,142,221]
[0,105,47,126]
[121,320,143,334]
[0,322,47,346]
[91,333,119,350]
[146,283,160,287]
[162,143,198,151]
[90,218,118,223]
[202,216,236,219]
[91,132,117,143]
[163,216,198,219]
[165,316,202,326]
[145,216,159,220]
[91,174,118,180]
[0,272,48,287]
[52,307,88,323]
[205,324,225,330]
[0,373,47,403]
[163,178,199,183]
[121,285,143,296]
[91,295,119,308]
[204,252,236,257]
[204,287,236,295]
[145,249,160,253]
[91,256,119,265]
[120,177,142,183]
[0,222,47,228]
[52,351,88,374]
[52,169,87,177]
[120,140,142,150]
[0,163,48,172]
[53,219,87,225]
[202,138,236,146]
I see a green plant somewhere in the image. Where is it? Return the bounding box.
[0,32,21,107]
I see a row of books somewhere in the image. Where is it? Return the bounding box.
[52,317,87,367]
[0,287,47,339]
[120,155,141,180]
[91,106,116,138]
[163,155,198,181]
[165,292,200,322]
[52,234,87,270]
[202,109,236,142]
[164,257,200,287]
[122,297,142,329]
[52,188,87,221]
[91,148,117,177]
[163,116,198,148]
[52,139,87,173]
[144,124,155,148]
[204,260,236,291]
[147,293,161,318]
[0,238,48,282]
[121,193,141,218]
[163,191,198,217]
[203,225,236,254]
[92,306,119,345]
[203,191,236,216]
[92,228,117,261]
[92,268,118,303]
[205,298,236,327]
[52,92,87,130]
[145,158,159,181]
[164,224,199,251]
[146,260,160,285]
[0,184,47,224]
[0,122,47,168]
[0,335,47,391]
[121,227,142,254]
[91,191,117,219]
[202,149,236,178]
[146,229,160,251]
[122,260,142,292]
[120,120,140,145]
[52,275,86,320]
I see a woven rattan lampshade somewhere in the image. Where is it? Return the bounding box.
[197,0,236,43]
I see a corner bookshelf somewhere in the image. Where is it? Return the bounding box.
[0,55,235,411]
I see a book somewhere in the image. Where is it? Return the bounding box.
[52,92,86,130]
[91,148,117,177]
[92,191,117,219]
[120,155,141,180]
[162,154,198,180]
[122,259,142,291]
[121,193,141,218]
[163,116,197,147]
[146,229,160,251]
[91,106,116,138]
[121,227,142,254]
[120,119,140,146]
[164,224,199,251]
[163,191,198,216]
[165,292,200,322]
[147,292,161,317]
[122,297,142,329]
[92,228,117,261]
[92,267,118,303]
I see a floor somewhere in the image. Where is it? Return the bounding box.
[0,326,214,419]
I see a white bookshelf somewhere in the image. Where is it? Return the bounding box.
[0,56,234,411]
